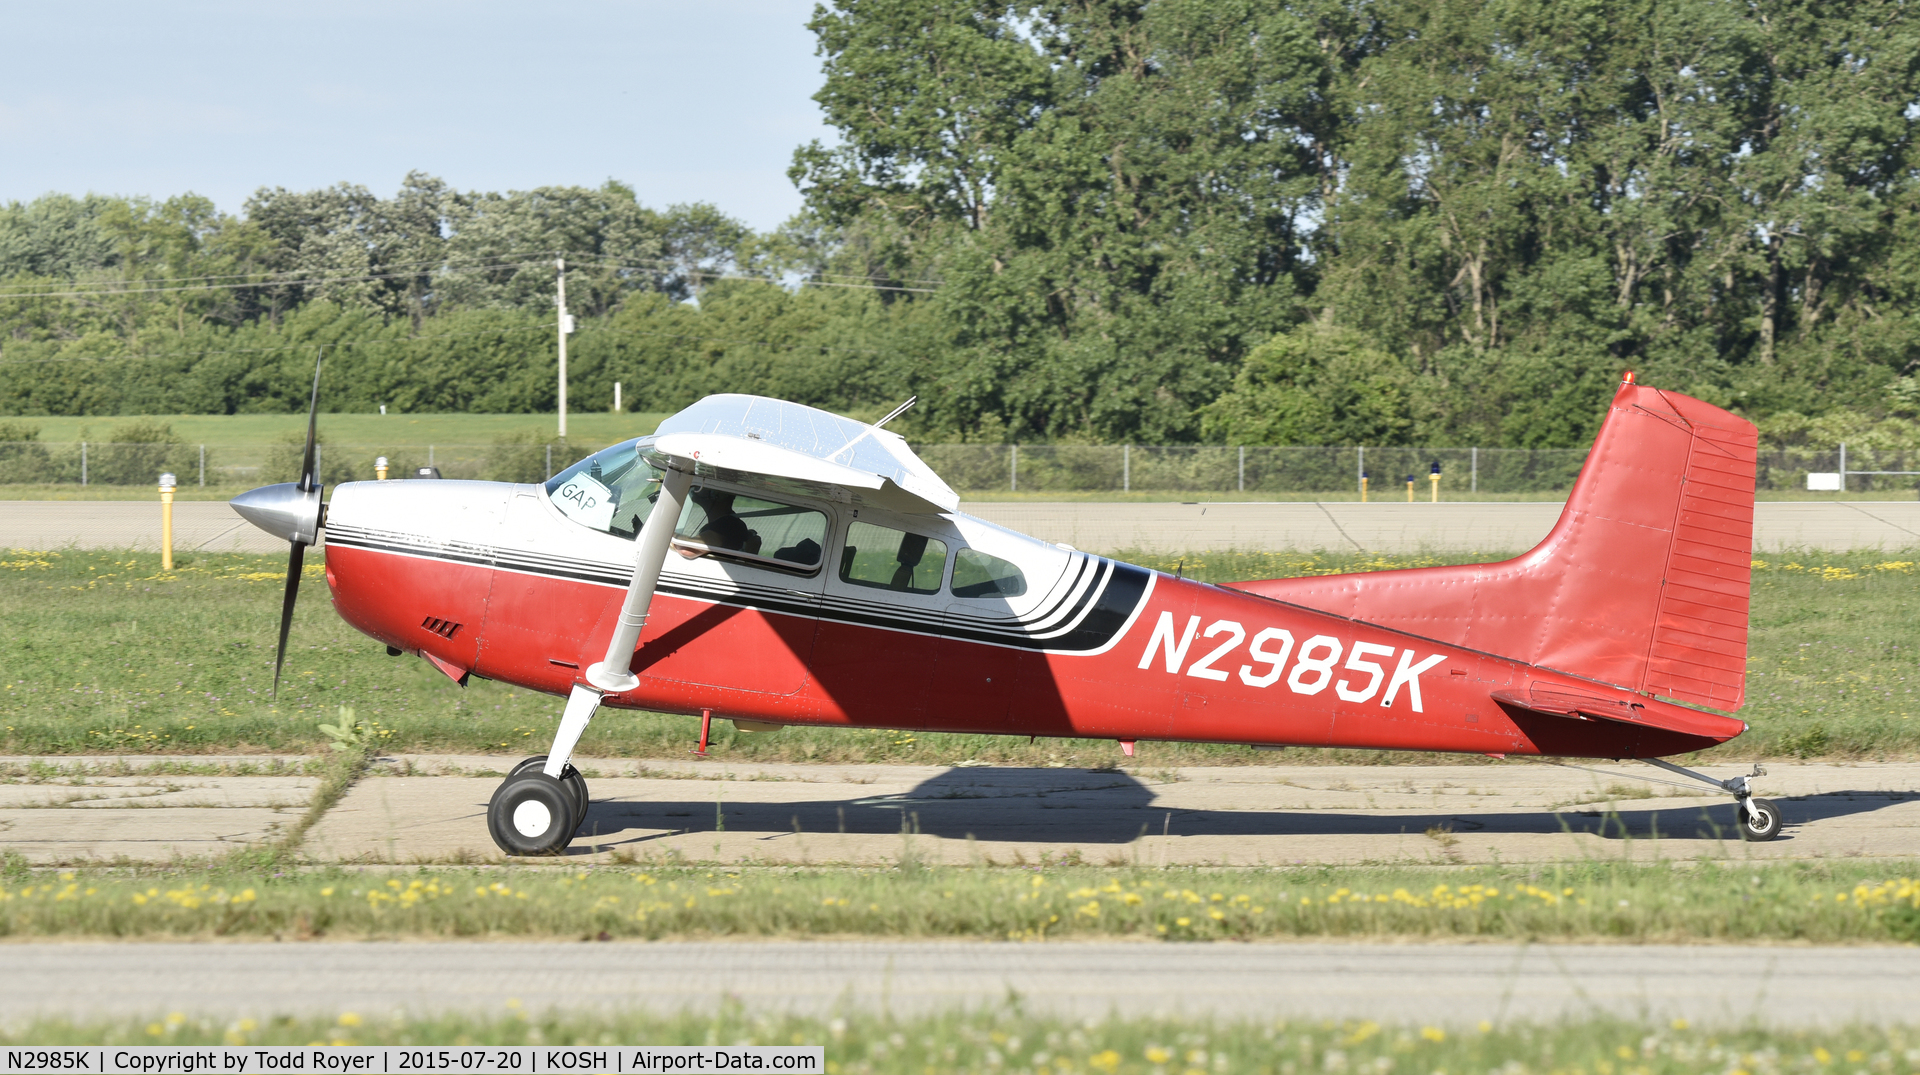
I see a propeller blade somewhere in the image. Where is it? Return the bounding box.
[273,540,305,698]
[298,348,324,492]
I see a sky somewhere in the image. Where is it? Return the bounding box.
[0,1,834,232]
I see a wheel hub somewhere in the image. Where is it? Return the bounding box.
[512,799,552,837]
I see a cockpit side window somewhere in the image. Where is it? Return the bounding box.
[544,439,661,539]
[676,488,827,569]
[840,521,948,594]
[951,548,1028,598]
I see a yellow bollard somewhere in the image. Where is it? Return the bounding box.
[1405,475,1415,503]
[375,455,389,481]
[1430,462,1441,503]
[158,472,176,571]
[1360,472,1370,503]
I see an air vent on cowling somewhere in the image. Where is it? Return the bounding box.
[422,616,462,639]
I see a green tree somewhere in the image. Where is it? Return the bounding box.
[1201,324,1417,446]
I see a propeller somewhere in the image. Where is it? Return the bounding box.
[230,348,326,697]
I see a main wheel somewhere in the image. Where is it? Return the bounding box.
[487,772,576,855]
[509,755,589,836]
[1738,796,1783,841]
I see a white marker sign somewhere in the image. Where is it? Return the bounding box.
[549,472,615,531]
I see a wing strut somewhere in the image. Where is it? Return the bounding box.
[539,456,696,780]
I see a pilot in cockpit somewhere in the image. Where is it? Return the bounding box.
[682,489,762,557]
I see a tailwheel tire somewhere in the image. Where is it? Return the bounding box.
[1738,796,1783,841]
[488,772,576,855]
[509,755,589,837]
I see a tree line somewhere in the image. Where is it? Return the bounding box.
[5,0,1920,451]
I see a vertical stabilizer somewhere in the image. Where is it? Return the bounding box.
[1225,382,1757,710]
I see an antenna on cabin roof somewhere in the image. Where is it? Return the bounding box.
[874,395,918,429]
[828,395,920,465]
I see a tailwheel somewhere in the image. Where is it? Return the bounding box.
[488,772,577,855]
[509,755,589,838]
[1738,797,1783,842]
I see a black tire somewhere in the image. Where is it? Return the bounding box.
[509,755,589,836]
[487,772,576,855]
[1738,796,1783,841]
[564,770,590,836]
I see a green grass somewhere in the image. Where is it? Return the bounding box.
[9,1010,1918,1072]
[8,482,1912,503]
[2,413,672,449]
[1,861,1916,944]
[1,546,1916,761]
[0,411,1904,501]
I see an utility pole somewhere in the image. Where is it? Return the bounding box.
[556,258,575,439]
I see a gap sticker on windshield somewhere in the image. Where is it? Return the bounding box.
[550,472,615,531]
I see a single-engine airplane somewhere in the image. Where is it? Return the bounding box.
[231,363,1778,855]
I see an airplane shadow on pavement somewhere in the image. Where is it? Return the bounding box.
[569,766,1919,852]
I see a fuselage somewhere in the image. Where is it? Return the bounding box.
[319,473,1743,760]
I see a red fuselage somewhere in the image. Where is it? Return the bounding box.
[321,479,1744,761]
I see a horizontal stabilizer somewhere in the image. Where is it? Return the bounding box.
[1490,684,1745,742]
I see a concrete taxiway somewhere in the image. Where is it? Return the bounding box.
[5,757,1915,867]
[0,940,1912,1028]
[7,499,1920,554]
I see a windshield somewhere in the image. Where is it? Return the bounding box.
[543,439,661,539]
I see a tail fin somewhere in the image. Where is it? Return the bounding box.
[1225,381,1757,710]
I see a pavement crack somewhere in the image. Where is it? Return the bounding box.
[1840,501,1920,540]
[1311,501,1368,553]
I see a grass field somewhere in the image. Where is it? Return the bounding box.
[9,1009,1916,1074]
[0,860,1915,944]
[0,411,1907,501]
[0,546,1915,762]
[1,413,672,449]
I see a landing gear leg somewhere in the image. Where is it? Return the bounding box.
[482,451,695,856]
[1644,759,1781,841]
[488,684,601,855]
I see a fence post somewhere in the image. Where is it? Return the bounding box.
[1010,444,1017,492]
[1356,446,1364,496]
[80,442,86,486]
[546,444,553,480]
[1238,446,1244,493]
[1471,447,1477,495]
[1123,445,1130,493]
[199,445,205,487]
[1839,442,1847,491]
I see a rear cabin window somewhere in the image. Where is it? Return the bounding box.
[951,548,1028,598]
[840,521,948,594]
[676,488,827,569]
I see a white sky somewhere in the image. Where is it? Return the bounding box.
[0,1,833,232]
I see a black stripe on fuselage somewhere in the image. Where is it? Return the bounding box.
[324,524,1150,654]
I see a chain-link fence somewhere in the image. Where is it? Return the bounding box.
[916,444,1914,495]
[0,442,508,487]
[1,440,1912,494]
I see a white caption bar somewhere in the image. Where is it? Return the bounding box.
[2,1046,825,1075]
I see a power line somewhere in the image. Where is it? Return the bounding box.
[0,322,558,366]
[1,251,942,299]
[531,251,942,292]
[0,252,544,295]
[0,259,556,300]
[580,322,905,361]
[0,314,916,368]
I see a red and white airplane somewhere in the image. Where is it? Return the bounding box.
[232,367,1776,854]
